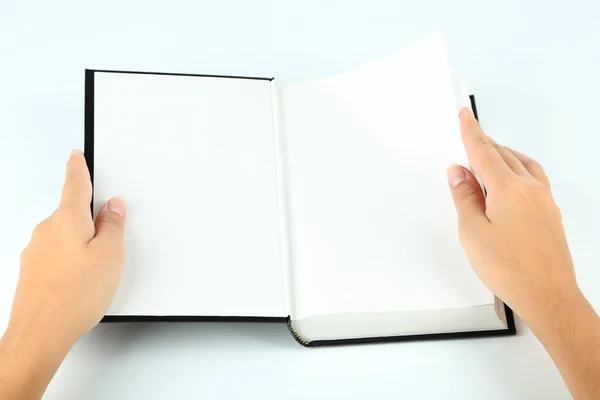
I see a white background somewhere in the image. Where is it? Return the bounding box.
[1,0,599,398]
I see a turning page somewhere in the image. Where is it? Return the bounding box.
[280,33,494,320]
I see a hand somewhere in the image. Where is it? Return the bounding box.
[448,108,600,400]
[447,108,577,322]
[0,150,126,399]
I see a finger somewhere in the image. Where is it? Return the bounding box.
[504,147,551,188]
[90,197,126,264]
[60,150,93,215]
[447,164,488,227]
[487,138,531,178]
[459,108,512,189]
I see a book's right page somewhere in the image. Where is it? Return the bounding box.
[279,32,493,320]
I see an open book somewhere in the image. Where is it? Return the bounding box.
[85,32,515,346]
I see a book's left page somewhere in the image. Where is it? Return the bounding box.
[88,71,287,318]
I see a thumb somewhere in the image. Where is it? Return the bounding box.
[92,196,127,255]
[447,165,487,224]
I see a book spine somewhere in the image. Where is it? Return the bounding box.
[271,81,295,318]
[286,317,311,347]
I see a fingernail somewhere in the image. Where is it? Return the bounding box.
[71,149,82,157]
[107,196,127,218]
[460,107,474,119]
[447,165,467,188]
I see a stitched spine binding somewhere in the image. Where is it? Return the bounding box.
[286,317,310,347]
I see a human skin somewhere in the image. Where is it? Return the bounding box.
[447,108,600,399]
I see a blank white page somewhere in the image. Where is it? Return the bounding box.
[280,33,493,320]
[93,72,286,317]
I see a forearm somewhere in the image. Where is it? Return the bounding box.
[0,324,69,400]
[525,288,600,400]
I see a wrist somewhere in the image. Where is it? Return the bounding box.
[6,305,81,356]
[0,324,69,400]
[523,283,596,342]
[2,318,72,375]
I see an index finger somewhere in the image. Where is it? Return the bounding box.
[459,108,512,189]
[60,150,93,215]
[504,146,551,188]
